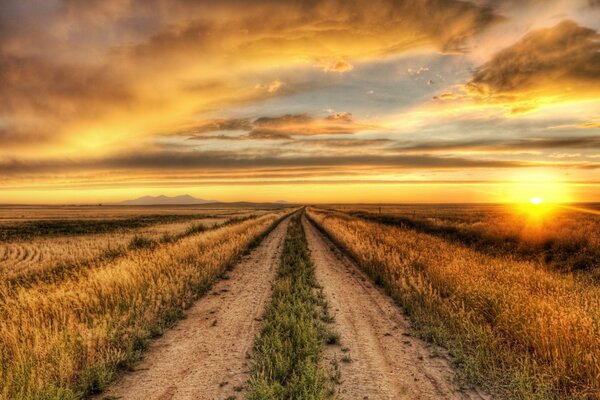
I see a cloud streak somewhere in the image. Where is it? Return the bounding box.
[1,149,555,175]
[393,136,600,153]
[176,113,376,140]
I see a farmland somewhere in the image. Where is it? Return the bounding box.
[308,204,600,399]
[336,203,600,273]
[0,205,290,399]
[1,203,599,400]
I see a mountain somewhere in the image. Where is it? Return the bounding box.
[114,195,218,206]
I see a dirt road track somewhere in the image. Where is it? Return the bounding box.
[302,217,489,400]
[97,217,290,400]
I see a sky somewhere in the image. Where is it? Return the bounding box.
[0,0,599,204]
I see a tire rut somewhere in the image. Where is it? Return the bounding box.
[95,217,290,400]
[302,216,490,400]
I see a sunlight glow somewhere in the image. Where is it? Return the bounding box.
[529,197,543,205]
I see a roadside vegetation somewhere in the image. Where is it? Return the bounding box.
[248,213,337,399]
[307,208,600,399]
[0,211,289,400]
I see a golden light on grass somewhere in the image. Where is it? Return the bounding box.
[308,207,600,398]
[0,210,290,399]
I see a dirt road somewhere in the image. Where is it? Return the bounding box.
[302,217,488,400]
[97,217,290,400]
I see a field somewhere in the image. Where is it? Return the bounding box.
[0,204,290,399]
[1,203,599,399]
[0,206,273,283]
[336,203,600,273]
[309,204,600,399]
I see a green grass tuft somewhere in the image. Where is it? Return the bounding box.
[247,213,332,399]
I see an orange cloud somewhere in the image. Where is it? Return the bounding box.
[323,60,354,73]
[176,113,376,140]
[463,20,600,111]
[0,0,501,160]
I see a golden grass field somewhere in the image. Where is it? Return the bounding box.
[307,205,600,399]
[0,206,291,399]
[1,203,599,400]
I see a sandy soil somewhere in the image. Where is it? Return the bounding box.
[302,217,489,400]
[96,217,290,400]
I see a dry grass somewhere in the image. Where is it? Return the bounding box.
[0,205,274,223]
[0,217,227,279]
[0,217,229,282]
[338,204,600,272]
[308,208,600,399]
[0,211,288,400]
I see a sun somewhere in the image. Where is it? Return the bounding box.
[520,196,553,222]
[529,197,543,205]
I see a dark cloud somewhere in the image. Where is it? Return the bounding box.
[296,138,394,148]
[0,55,135,119]
[466,20,600,95]
[325,112,354,123]
[393,136,600,152]
[254,114,313,128]
[175,118,252,135]
[125,0,501,60]
[176,113,371,140]
[0,125,55,147]
[0,150,542,175]
[246,130,294,140]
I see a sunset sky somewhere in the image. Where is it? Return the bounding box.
[1,0,599,204]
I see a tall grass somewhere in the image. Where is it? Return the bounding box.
[0,212,287,400]
[343,204,600,272]
[307,208,600,399]
[248,213,332,400]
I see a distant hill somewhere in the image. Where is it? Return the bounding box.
[114,195,218,206]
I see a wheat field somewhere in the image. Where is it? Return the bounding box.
[0,208,289,400]
[307,207,600,399]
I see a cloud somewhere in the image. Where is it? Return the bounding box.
[0,150,545,176]
[255,79,285,94]
[549,121,600,129]
[0,55,134,119]
[295,138,394,148]
[433,92,460,100]
[174,118,252,135]
[123,0,501,60]
[178,113,375,140]
[0,125,55,147]
[577,122,600,129]
[393,136,600,153]
[323,60,354,73]
[3,0,598,199]
[325,112,354,123]
[0,0,501,158]
[463,20,600,106]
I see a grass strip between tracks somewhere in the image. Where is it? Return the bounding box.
[248,212,337,399]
